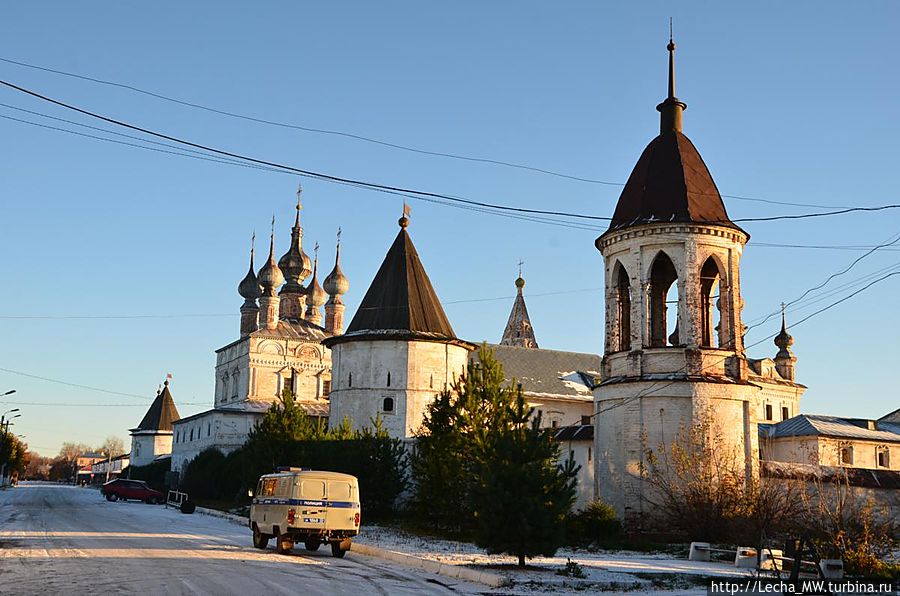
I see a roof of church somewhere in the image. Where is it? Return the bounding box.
[601,36,745,238]
[133,380,180,432]
[500,276,538,348]
[481,344,600,401]
[880,407,900,424]
[761,414,900,443]
[761,460,900,490]
[332,216,458,344]
[554,424,594,442]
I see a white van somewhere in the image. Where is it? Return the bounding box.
[249,468,360,557]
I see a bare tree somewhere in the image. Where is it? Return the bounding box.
[97,436,125,457]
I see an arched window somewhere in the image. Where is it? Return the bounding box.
[840,445,853,465]
[614,263,632,352]
[700,257,723,348]
[190,428,194,441]
[387,372,391,387]
[382,397,394,412]
[649,252,679,347]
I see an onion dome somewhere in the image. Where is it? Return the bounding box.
[278,186,312,291]
[774,310,794,359]
[323,231,349,298]
[238,235,261,302]
[257,220,284,296]
[515,276,525,290]
[306,249,327,308]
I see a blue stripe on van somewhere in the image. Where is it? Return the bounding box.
[256,498,358,508]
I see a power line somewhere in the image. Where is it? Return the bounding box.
[0,366,154,401]
[3,401,207,407]
[3,79,898,226]
[0,55,854,210]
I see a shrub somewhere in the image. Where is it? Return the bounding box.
[567,500,622,546]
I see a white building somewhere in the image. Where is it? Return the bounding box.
[129,380,180,467]
[324,212,473,439]
[170,189,348,472]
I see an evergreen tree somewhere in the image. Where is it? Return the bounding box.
[472,390,578,567]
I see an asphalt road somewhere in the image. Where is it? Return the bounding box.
[0,482,482,595]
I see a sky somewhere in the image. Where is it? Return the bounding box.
[1,2,898,457]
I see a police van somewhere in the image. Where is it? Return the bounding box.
[249,468,360,557]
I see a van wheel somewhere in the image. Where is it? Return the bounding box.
[252,525,269,550]
[276,534,293,555]
[105,493,113,502]
[304,538,321,552]
[331,542,347,558]
[109,493,118,502]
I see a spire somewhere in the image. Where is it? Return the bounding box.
[500,267,538,348]
[132,377,181,432]
[656,23,687,134]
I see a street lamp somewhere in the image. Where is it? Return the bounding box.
[0,412,21,487]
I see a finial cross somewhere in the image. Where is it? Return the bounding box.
[518,259,524,278]
[296,183,303,212]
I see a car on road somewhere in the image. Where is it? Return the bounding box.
[100,479,165,504]
[250,468,360,557]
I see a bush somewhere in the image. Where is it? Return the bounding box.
[567,500,622,546]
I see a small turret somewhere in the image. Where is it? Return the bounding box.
[323,228,349,335]
[257,218,284,330]
[238,234,261,336]
[500,264,538,348]
[774,308,797,381]
[305,243,327,326]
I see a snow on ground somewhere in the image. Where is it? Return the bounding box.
[356,523,758,594]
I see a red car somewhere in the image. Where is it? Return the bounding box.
[100,479,165,504]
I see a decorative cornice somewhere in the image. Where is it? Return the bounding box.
[596,222,748,253]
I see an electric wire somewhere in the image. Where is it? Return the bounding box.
[2,79,898,225]
[0,55,855,209]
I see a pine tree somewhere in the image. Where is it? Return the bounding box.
[471,387,579,568]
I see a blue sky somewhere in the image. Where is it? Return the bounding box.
[1,2,898,456]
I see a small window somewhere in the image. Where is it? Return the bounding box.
[877,447,889,468]
[588,447,592,462]
[207,423,211,437]
[190,429,194,441]
[765,404,773,421]
[551,420,558,428]
[782,407,790,421]
[387,372,391,387]
[322,379,331,397]
[840,445,853,465]
[348,372,352,387]
[430,374,433,389]
[581,415,591,426]
[382,397,394,412]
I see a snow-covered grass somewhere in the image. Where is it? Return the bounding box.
[356,522,757,594]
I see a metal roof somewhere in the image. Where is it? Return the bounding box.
[763,414,900,443]
[554,424,594,442]
[482,343,600,401]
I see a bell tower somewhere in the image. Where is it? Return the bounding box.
[593,36,758,526]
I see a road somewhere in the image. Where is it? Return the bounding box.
[0,482,482,595]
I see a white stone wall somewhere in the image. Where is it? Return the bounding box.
[328,339,470,438]
[528,397,593,429]
[129,431,173,468]
[170,411,262,473]
[558,438,595,511]
[214,335,332,410]
[762,436,899,471]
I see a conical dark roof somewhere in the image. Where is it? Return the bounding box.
[133,381,180,432]
[605,130,738,233]
[341,225,456,341]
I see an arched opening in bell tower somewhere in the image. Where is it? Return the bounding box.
[614,262,632,352]
[649,252,679,347]
[700,257,723,348]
